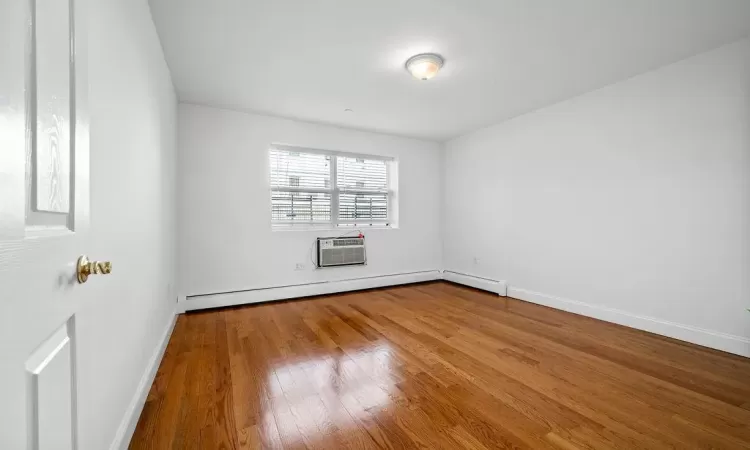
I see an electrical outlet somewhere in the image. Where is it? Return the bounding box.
[473,257,480,265]
[295,263,306,271]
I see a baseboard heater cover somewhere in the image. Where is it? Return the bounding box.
[181,270,441,311]
[442,270,508,296]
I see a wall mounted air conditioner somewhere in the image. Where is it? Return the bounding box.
[317,237,366,268]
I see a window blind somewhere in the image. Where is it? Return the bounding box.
[336,156,387,192]
[269,150,330,189]
[271,191,331,222]
[269,147,391,226]
[336,156,388,222]
[339,192,388,221]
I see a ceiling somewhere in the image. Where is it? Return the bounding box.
[149,0,750,141]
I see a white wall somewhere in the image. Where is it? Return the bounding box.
[443,38,750,356]
[178,104,442,299]
[81,1,177,449]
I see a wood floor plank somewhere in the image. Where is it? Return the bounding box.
[212,311,239,449]
[130,282,750,449]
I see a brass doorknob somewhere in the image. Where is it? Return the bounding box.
[76,256,113,284]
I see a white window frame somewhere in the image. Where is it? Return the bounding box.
[270,144,394,228]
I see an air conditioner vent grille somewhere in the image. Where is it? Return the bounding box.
[321,247,365,266]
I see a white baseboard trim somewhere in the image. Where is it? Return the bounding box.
[181,270,442,312]
[508,287,750,358]
[442,270,508,296]
[109,310,178,450]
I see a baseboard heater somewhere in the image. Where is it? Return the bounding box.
[442,270,507,296]
[317,236,366,268]
[180,270,442,311]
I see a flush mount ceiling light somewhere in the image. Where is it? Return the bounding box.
[405,53,444,80]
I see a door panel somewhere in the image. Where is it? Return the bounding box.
[0,0,89,448]
[34,0,72,215]
[25,319,76,450]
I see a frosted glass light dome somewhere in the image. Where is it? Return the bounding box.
[405,53,444,80]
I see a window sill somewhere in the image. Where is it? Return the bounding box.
[271,224,397,232]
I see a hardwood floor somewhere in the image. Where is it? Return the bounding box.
[130,282,750,449]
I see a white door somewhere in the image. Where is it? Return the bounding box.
[1,0,95,448]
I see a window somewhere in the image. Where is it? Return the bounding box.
[269,146,393,227]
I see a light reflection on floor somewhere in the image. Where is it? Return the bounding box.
[262,344,396,444]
